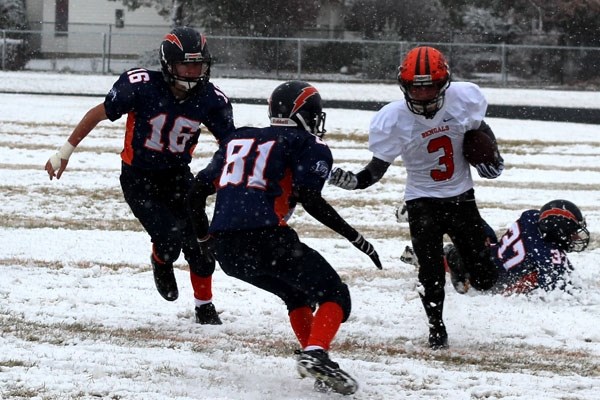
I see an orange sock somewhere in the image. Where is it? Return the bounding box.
[289,306,314,348]
[190,271,213,301]
[306,302,343,351]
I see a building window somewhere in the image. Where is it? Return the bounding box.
[115,9,125,28]
[55,0,69,36]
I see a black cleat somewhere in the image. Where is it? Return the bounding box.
[400,245,419,268]
[444,244,470,294]
[429,323,449,350]
[151,256,178,301]
[195,303,223,325]
[313,379,331,393]
[296,349,358,395]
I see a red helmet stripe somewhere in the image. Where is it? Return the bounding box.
[290,86,318,116]
[164,33,183,51]
[540,207,578,222]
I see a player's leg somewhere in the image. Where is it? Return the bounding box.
[406,198,448,349]
[120,166,183,301]
[448,200,498,291]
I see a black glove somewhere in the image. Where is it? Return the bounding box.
[198,236,216,264]
[329,167,358,190]
[351,233,382,269]
[475,157,504,179]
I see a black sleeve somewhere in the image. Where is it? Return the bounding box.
[355,156,392,189]
[476,120,498,145]
[296,186,358,241]
[186,178,216,239]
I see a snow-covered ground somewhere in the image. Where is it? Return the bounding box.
[0,72,599,399]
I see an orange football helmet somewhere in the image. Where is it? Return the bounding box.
[398,46,451,119]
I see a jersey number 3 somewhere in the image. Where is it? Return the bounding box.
[428,135,454,181]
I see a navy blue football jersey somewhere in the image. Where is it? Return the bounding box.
[196,126,333,233]
[491,210,573,293]
[104,68,234,169]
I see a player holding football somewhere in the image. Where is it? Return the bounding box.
[443,199,590,295]
[329,46,504,349]
[44,27,232,325]
[187,80,382,395]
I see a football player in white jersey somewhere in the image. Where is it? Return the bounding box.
[329,46,504,349]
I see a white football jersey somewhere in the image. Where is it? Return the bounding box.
[368,81,487,200]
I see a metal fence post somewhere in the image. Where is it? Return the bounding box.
[107,24,112,73]
[297,39,302,79]
[102,32,107,74]
[501,43,507,86]
[1,30,5,70]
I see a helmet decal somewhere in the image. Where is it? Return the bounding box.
[540,207,578,223]
[164,33,183,51]
[291,86,319,116]
[414,47,431,76]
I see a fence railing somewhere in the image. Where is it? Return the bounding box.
[2,28,600,88]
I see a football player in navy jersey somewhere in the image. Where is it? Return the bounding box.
[187,81,382,395]
[329,46,503,349]
[445,199,590,295]
[44,27,234,325]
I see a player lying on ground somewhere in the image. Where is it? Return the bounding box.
[401,199,590,295]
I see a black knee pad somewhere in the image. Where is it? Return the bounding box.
[188,257,215,277]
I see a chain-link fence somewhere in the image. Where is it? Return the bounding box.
[3,28,600,88]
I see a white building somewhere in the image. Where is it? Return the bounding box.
[24,0,171,56]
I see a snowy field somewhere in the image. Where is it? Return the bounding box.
[0,71,599,399]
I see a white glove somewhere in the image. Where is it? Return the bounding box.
[329,167,358,190]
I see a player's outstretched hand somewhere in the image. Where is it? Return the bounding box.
[329,167,358,190]
[45,142,75,180]
[45,157,69,180]
[351,233,383,269]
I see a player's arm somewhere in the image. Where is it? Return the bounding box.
[328,156,391,190]
[296,186,382,269]
[45,103,108,180]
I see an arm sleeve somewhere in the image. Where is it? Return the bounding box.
[355,156,392,189]
[296,186,358,241]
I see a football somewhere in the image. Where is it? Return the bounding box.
[462,129,499,165]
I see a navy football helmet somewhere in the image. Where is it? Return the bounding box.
[539,199,589,253]
[268,80,326,137]
[159,27,211,93]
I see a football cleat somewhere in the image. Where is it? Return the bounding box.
[429,322,449,350]
[151,256,179,301]
[444,244,470,294]
[313,379,331,393]
[195,303,223,325]
[400,245,419,268]
[296,349,358,395]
